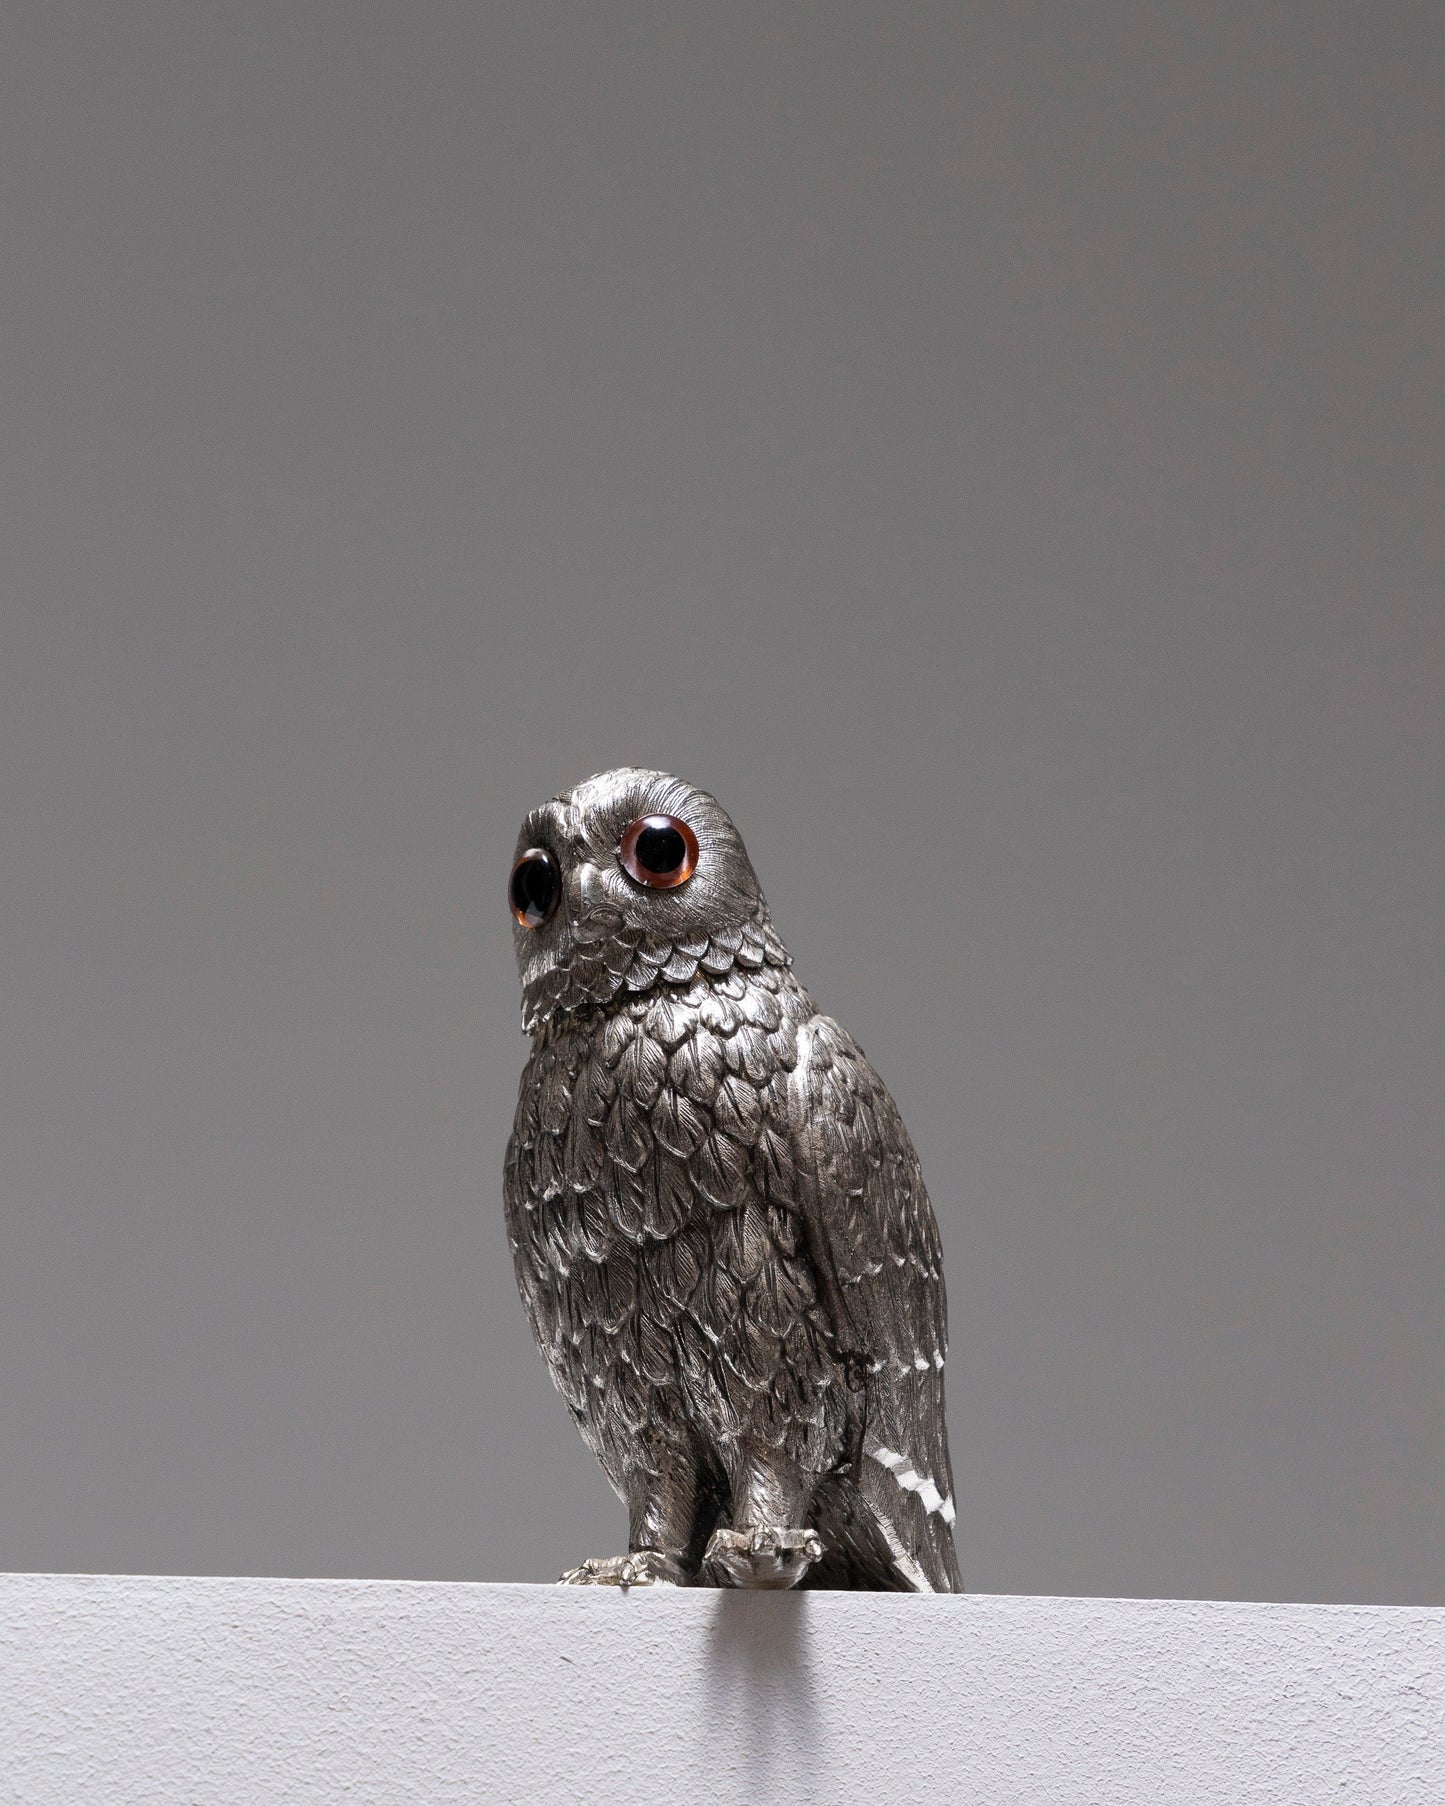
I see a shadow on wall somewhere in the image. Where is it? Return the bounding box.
[705,1592,827,1803]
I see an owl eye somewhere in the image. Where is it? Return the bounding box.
[618,814,699,890]
[509,847,561,928]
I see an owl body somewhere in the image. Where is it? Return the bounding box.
[504,770,961,1591]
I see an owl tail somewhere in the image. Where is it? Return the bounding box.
[806,1374,962,1592]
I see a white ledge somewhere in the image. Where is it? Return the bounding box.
[2,1574,1442,1804]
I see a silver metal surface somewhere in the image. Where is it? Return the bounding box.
[504,769,961,1590]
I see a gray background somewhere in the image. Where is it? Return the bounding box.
[2,3,1440,1606]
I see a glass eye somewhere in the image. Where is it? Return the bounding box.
[509,847,561,928]
[619,814,699,889]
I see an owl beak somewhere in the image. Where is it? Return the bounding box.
[565,860,620,941]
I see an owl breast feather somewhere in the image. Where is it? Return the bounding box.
[504,961,848,1470]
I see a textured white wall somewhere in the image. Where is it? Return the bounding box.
[2,1575,1442,1804]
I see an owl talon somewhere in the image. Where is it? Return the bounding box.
[556,1551,686,1588]
[703,1525,824,1590]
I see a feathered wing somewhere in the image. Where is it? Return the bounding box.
[788,1014,962,1591]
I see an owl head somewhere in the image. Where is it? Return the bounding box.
[507,767,790,1032]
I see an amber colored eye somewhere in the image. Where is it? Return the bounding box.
[618,814,699,889]
[509,848,561,928]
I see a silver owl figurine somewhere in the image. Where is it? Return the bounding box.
[504,768,961,1591]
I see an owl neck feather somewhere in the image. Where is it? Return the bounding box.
[522,899,790,1036]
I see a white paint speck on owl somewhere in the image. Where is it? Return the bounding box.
[868,1443,955,1524]
[2,1573,1442,1806]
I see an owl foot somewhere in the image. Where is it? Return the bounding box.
[702,1526,824,1590]
[556,1550,688,1588]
